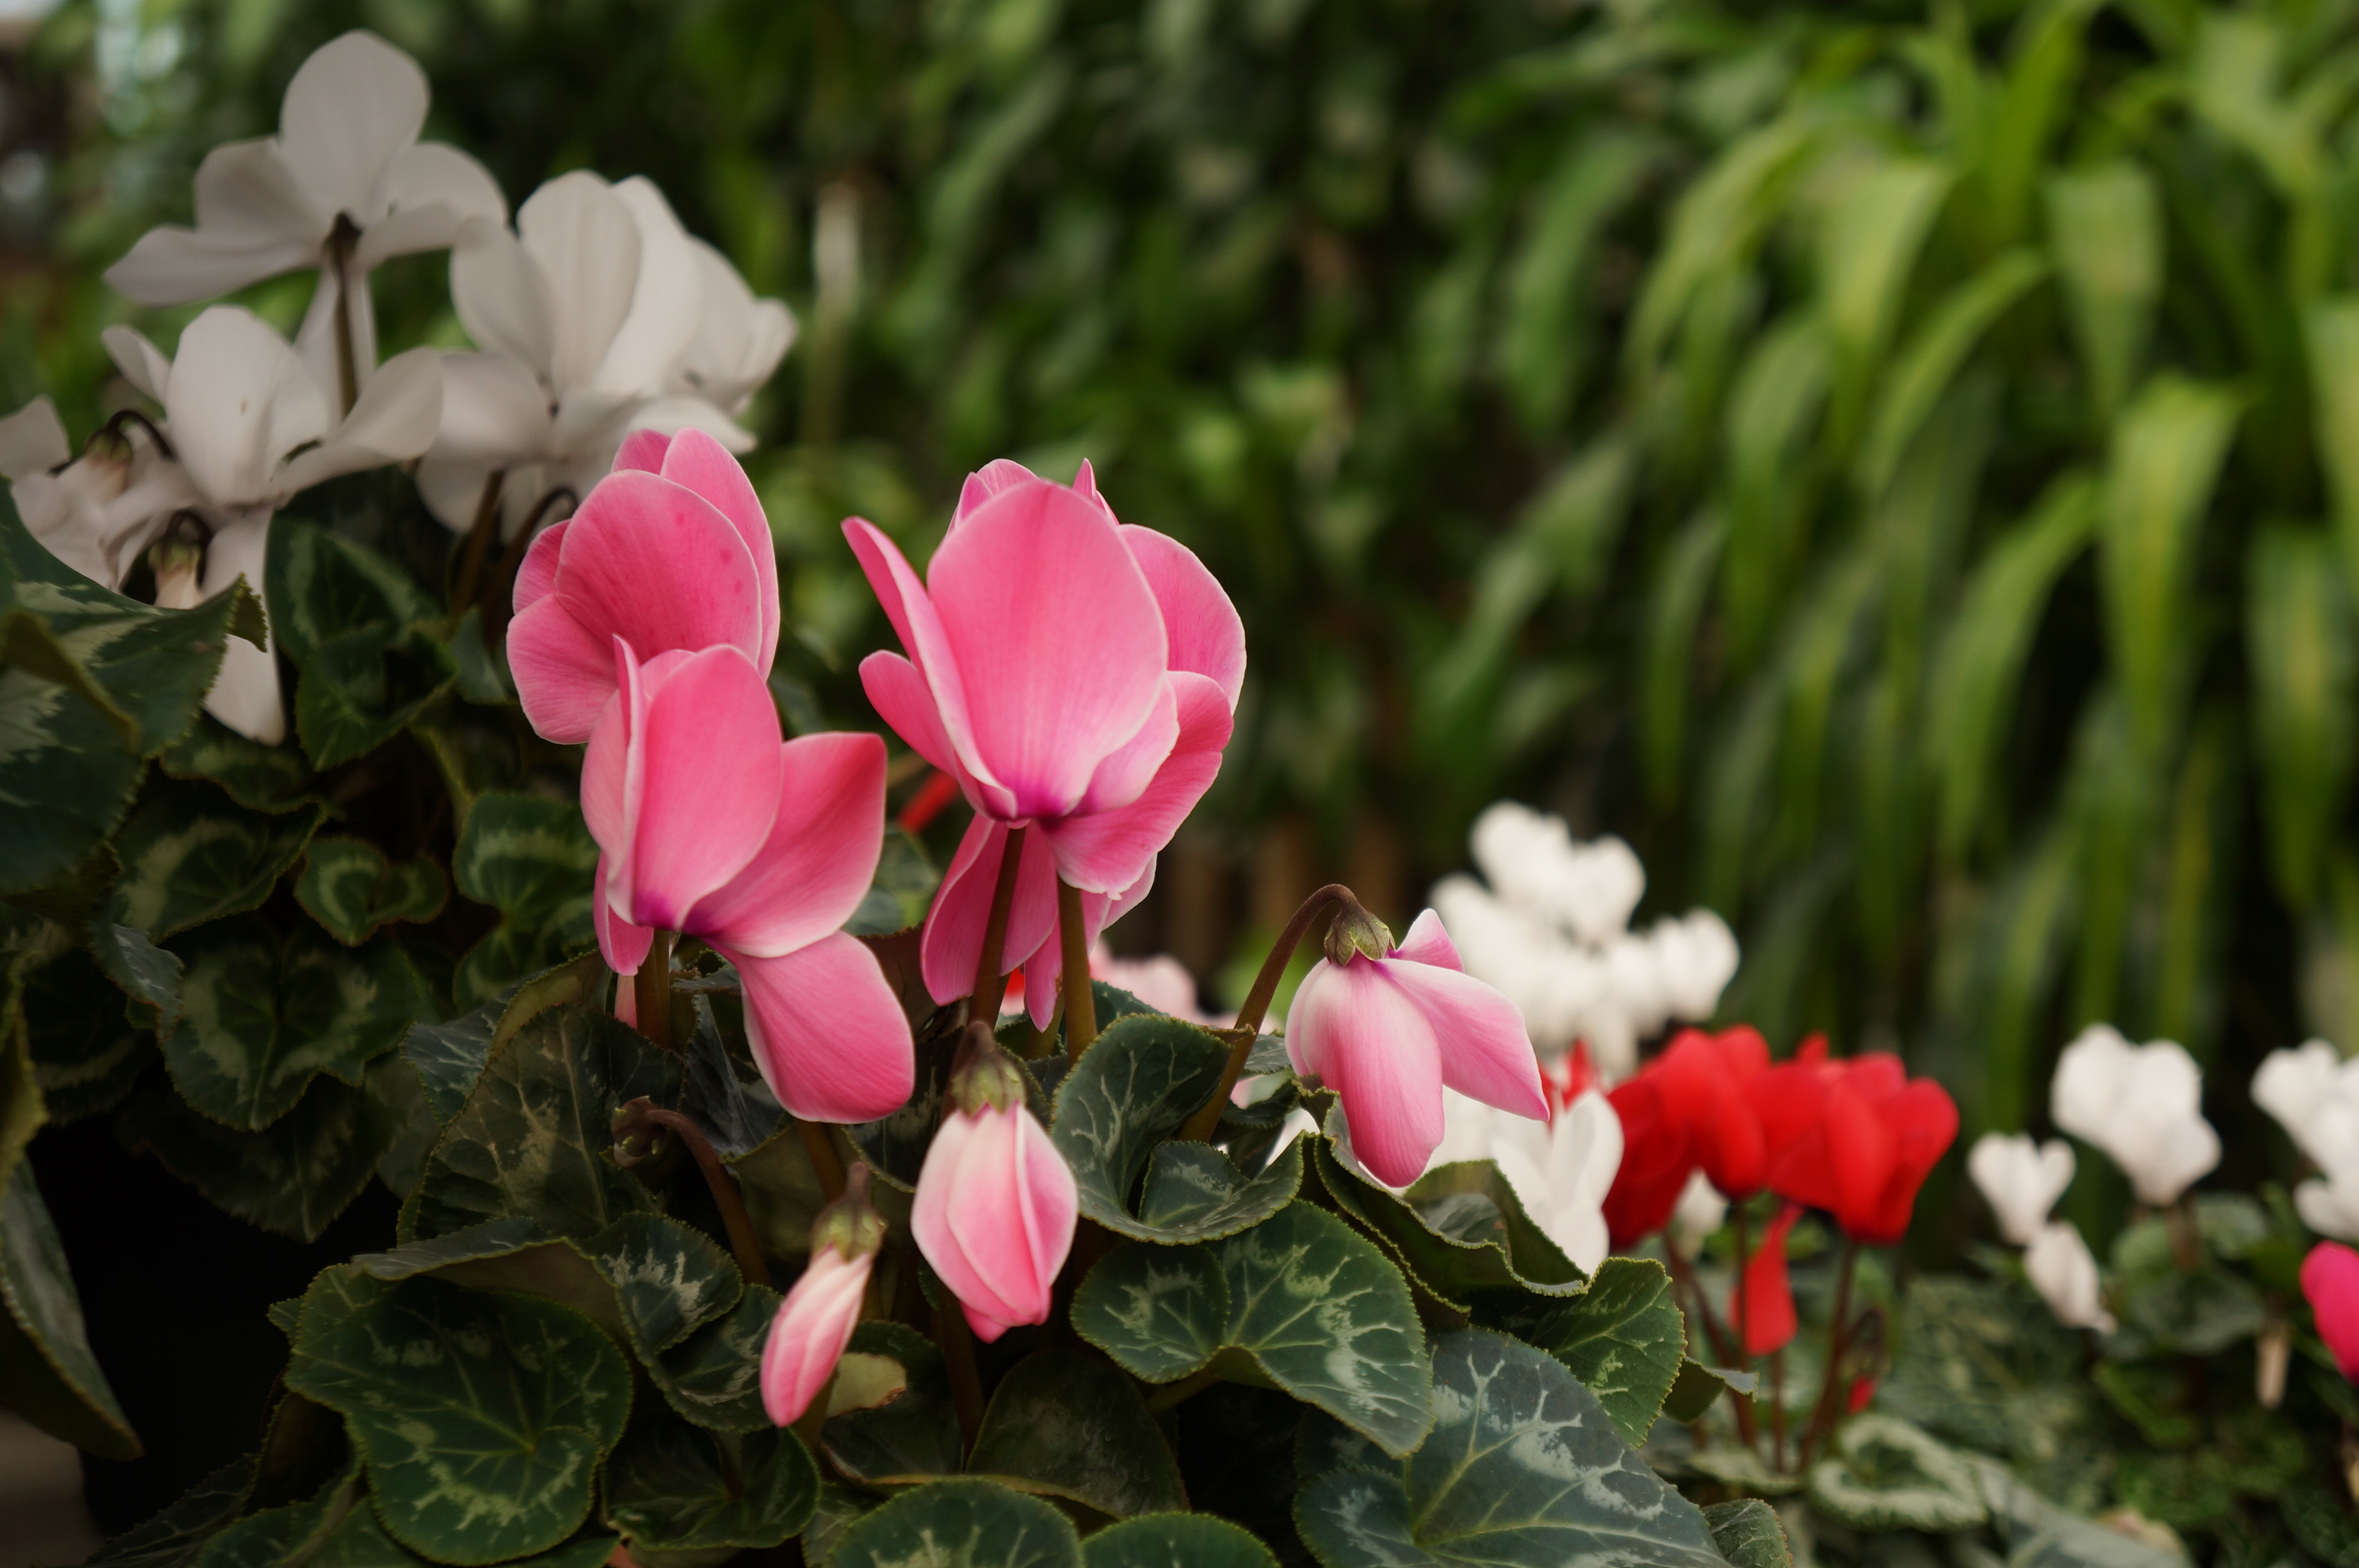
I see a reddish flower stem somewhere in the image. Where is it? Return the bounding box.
[1058,877,1098,1061]
[633,930,678,1054]
[1176,884,1358,1145]
[614,1098,769,1287]
[933,1294,986,1453]
[1800,1239,1859,1465]
[969,825,1028,1022]
[1664,1246,1754,1446]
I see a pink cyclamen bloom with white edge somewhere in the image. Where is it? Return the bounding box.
[508,426,780,744]
[849,460,1245,1016]
[585,637,913,1122]
[911,1034,1078,1343]
[1286,909,1549,1190]
[761,1243,871,1426]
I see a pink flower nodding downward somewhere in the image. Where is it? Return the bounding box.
[1286,909,1548,1190]
[509,426,780,744]
[848,460,1244,1011]
[2303,1240,2359,1381]
[586,637,912,1122]
[911,1033,1078,1343]
[762,1164,886,1426]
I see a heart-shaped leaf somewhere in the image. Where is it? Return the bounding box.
[1314,1134,1582,1310]
[1294,1330,1727,1568]
[297,837,449,945]
[0,1160,141,1459]
[652,1282,781,1432]
[159,715,314,814]
[286,1269,632,1564]
[1077,1203,1432,1457]
[92,920,184,1029]
[191,1460,366,1568]
[1052,1012,1298,1243]
[161,917,417,1131]
[1805,1414,1988,1532]
[1481,1257,1685,1445]
[1082,1515,1281,1568]
[827,1478,1084,1568]
[293,622,456,769]
[80,1456,256,1568]
[403,1001,678,1243]
[403,993,503,1127]
[23,945,154,1122]
[602,1415,817,1554]
[121,1058,408,1241]
[108,783,324,940]
[968,1350,1188,1519]
[450,793,600,1009]
[823,1320,964,1480]
[1703,1499,1792,1568]
[592,1210,743,1356]
[265,518,437,664]
[1876,1276,2093,1461]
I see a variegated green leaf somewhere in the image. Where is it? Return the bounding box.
[450,793,600,1009]
[968,1350,1188,1519]
[264,517,437,665]
[0,1159,140,1459]
[827,1478,1084,1568]
[602,1416,817,1555]
[652,1282,780,1432]
[1317,1138,1585,1311]
[1294,1330,1725,1568]
[1083,1514,1280,1568]
[23,944,154,1121]
[107,782,324,940]
[822,1319,962,1479]
[158,715,314,814]
[1481,1257,1684,1446]
[286,1269,632,1563]
[160,917,416,1131]
[293,622,456,770]
[1072,1239,1230,1384]
[1805,1414,1988,1532]
[297,836,449,945]
[1703,1499,1791,1568]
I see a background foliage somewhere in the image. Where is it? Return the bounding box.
[8,0,2359,1297]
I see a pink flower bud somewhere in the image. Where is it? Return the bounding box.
[911,1076,1077,1343]
[761,1244,872,1426]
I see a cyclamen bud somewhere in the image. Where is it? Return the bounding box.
[947,1022,1030,1116]
[761,1163,885,1427]
[1324,895,1395,967]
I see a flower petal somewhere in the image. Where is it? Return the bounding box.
[859,651,962,780]
[917,818,1060,1006]
[1072,677,1180,818]
[1121,524,1245,709]
[619,645,782,930]
[512,519,569,612]
[594,177,703,398]
[278,31,429,223]
[518,172,639,395]
[105,140,322,304]
[659,427,778,675]
[594,855,655,977]
[951,459,1041,528]
[355,143,507,267]
[1382,953,1547,1122]
[1390,908,1464,972]
[1039,674,1229,895]
[194,517,284,744]
[278,345,442,493]
[1296,960,1445,1189]
[616,429,671,473]
[727,931,915,1123]
[689,732,886,956]
[0,397,69,479]
[165,307,333,507]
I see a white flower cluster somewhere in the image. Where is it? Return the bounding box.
[2253,1039,2359,1241]
[1968,1133,2111,1331]
[0,31,791,743]
[1430,801,1738,1080]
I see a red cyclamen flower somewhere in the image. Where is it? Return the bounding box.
[1733,1201,1801,1358]
[1600,1027,1772,1249]
[1755,1049,1957,1245]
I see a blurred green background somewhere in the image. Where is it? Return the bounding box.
[4,0,2354,1212]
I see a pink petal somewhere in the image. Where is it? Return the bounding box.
[918,818,1059,1007]
[1041,673,1230,896]
[727,932,916,1123]
[925,481,1168,820]
[761,1247,870,1425]
[615,428,671,473]
[962,1302,1020,1344]
[1020,856,1156,1029]
[1283,961,1336,1082]
[507,591,622,744]
[952,459,1041,528]
[912,1113,1001,1319]
[1121,524,1245,710]
[1383,957,1547,1122]
[659,427,779,676]
[1294,960,1445,1189]
[843,519,1016,819]
[1390,909,1463,971]
[687,731,886,956]
[595,855,656,977]
[1074,678,1179,818]
[578,685,631,854]
[619,646,783,931]
[552,468,765,691]
[859,650,962,781]
[512,518,570,613]
[936,1105,1072,1334]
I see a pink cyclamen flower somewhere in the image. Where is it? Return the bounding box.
[911,1026,1078,1342]
[1287,906,1549,1189]
[2303,1240,2359,1381]
[587,637,913,1122]
[847,460,1244,1016]
[763,1164,886,1426]
[509,426,779,743]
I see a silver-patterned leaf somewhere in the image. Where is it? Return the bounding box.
[1805,1414,1988,1533]
[827,1478,1084,1568]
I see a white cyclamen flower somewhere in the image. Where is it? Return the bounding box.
[104,32,503,405]
[2050,1025,2220,1207]
[1968,1132,2076,1247]
[417,172,788,538]
[2252,1039,2359,1168]
[2024,1220,2114,1332]
[96,307,441,742]
[1421,1087,1623,1275]
[0,397,187,590]
[2297,1161,2359,1244]
[1470,803,1645,946]
[1667,1171,1728,1261]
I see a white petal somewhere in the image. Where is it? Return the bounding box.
[102,325,176,405]
[2025,1221,2112,1332]
[594,176,703,397]
[678,238,794,412]
[104,142,322,304]
[617,393,757,454]
[194,517,284,744]
[450,214,555,376]
[518,172,638,394]
[425,350,554,463]
[0,397,69,479]
[353,143,508,267]
[277,31,429,225]
[278,346,441,494]
[165,307,333,506]
[2297,1173,2359,1243]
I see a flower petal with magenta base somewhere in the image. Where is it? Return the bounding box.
[1384,956,1547,1123]
[594,856,655,978]
[616,645,782,931]
[1390,909,1464,971]
[918,818,1059,1007]
[925,481,1167,820]
[1120,524,1245,710]
[689,731,886,957]
[1292,960,1445,1190]
[1015,858,1155,1029]
[1040,674,1230,896]
[2302,1241,2359,1381]
[728,932,916,1123]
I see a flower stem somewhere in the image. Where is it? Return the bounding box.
[933,1295,986,1453]
[1732,1203,1752,1367]
[328,215,362,416]
[1665,1246,1754,1446]
[1143,1365,1221,1414]
[2167,1196,2201,1271]
[796,1117,847,1205]
[969,826,1027,1024]
[452,469,506,616]
[633,930,678,1054]
[613,1098,769,1287]
[1771,1349,1788,1472]
[1058,877,1097,1062]
[1175,883,1360,1145]
[1800,1239,1859,1466]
